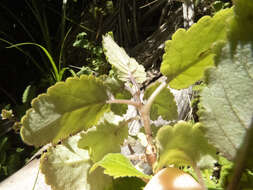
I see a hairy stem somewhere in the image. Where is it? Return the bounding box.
[192,163,207,190]
[139,81,167,167]
[144,81,167,112]
[106,99,140,107]
[129,72,142,104]
[108,77,167,168]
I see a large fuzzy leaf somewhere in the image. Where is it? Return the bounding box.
[144,81,178,121]
[40,133,113,190]
[102,34,146,83]
[155,121,217,171]
[160,8,233,89]
[90,153,151,179]
[21,75,109,146]
[198,43,253,160]
[78,120,128,162]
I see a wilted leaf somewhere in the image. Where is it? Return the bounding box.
[102,34,146,83]
[199,43,253,160]
[21,75,109,146]
[144,82,178,121]
[78,120,128,162]
[155,121,217,171]
[90,153,151,179]
[40,133,113,190]
[160,8,233,89]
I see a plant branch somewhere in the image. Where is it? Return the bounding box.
[128,72,142,105]
[192,163,207,190]
[127,154,146,161]
[106,99,140,107]
[144,81,167,113]
[138,81,167,168]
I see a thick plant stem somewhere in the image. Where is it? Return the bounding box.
[139,107,157,167]
[108,78,168,169]
[139,81,167,168]
[192,163,207,190]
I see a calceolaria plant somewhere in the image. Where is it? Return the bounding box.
[20,0,253,189]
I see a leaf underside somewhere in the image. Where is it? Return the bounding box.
[199,42,253,160]
[160,8,233,89]
[21,75,109,146]
[102,34,146,83]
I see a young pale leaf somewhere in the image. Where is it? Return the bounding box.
[21,75,109,146]
[144,82,178,121]
[160,8,233,89]
[199,43,253,161]
[78,120,128,162]
[40,133,113,190]
[90,153,151,179]
[155,121,217,171]
[102,34,146,83]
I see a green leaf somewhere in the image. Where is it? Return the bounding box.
[40,133,113,190]
[228,0,253,42]
[102,34,146,83]
[155,121,217,171]
[102,75,131,116]
[78,120,128,162]
[90,153,151,179]
[113,177,146,190]
[110,93,130,116]
[21,75,110,146]
[144,82,178,121]
[160,8,233,89]
[198,43,253,160]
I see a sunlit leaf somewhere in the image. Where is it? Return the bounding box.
[144,82,178,121]
[198,43,253,160]
[78,120,128,162]
[21,75,109,146]
[40,133,113,190]
[155,121,217,171]
[90,153,151,179]
[102,34,146,83]
[160,8,233,89]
